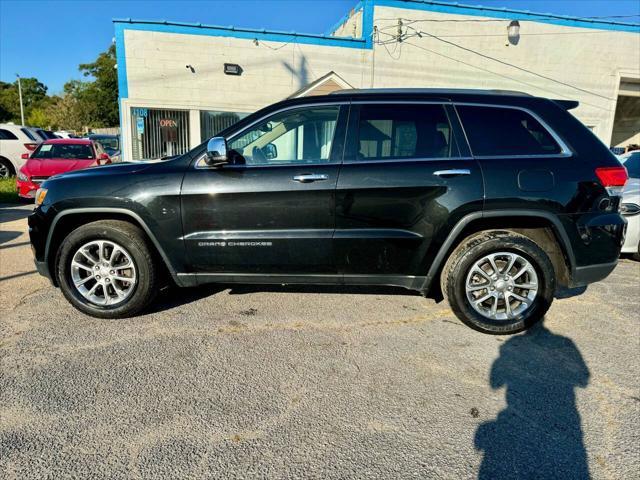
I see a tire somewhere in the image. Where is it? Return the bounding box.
[56,220,159,318]
[0,157,15,178]
[441,230,555,335]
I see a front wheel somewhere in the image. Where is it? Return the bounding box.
[56,220,159,318]
[441,230,555,334]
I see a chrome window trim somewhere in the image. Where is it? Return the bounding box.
[452,102,573,158]
[194,102,348,170]
[351,99,572,159]
[342,156,474,165]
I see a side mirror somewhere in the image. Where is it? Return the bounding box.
[264,143,278,160]
[21,153,30,160]
[206,136,229,166]
[97,153,111,165]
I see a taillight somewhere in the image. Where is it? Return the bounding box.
[595,166,628,196]
[24,143,37,151]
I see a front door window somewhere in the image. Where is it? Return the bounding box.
[227,106,340,166]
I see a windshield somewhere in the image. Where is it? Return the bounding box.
[32,143,94,160]
[93,136,119,152]
[622,152,640,179]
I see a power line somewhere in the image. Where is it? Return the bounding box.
[372,31,608,111]
[397,40,609,111]
[404,26,614,101]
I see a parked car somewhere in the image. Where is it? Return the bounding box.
[33,128,60,141]
[89,134,121,162]
[619,151,640,260]
[28,89,627,334]
[0,124,43,178]
[16,138,111,199]
[54,130,77,139]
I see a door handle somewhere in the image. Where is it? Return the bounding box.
[293,174,329,183]
[433,169,471,177]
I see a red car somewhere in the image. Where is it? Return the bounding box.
[16,138,111,199]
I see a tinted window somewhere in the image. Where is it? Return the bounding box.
[31,144,95,160]
[0,129,18,140]
[21,128,37,141]
[35,130,49,141]
[356,104,458,160]
[457,106,562,156]
[228,106,339,166]
[623,152,640,178]
[93,136,120,152]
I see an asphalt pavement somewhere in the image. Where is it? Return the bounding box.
[1,203,639,479]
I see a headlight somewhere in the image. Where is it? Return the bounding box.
[17,171,29,181]
[35,188,48,206]
[620,203,640,216]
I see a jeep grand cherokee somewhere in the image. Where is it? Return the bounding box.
[28,89,628,334]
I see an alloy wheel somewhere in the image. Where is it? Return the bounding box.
[465,252,539,321]
[70,240,137,307]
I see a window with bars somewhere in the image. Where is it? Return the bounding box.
[130,108,190,160]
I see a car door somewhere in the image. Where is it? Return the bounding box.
[335,101,484,285]
[181,103,348,277]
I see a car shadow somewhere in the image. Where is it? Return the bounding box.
[147,283,421,314]
[0,205,32,224]
[225,283,421,296]
[0,230,22,245]
[475,319,590,479]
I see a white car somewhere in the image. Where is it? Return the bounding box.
[0,124,43,178]
[620,151,640,260]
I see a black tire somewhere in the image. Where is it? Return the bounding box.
[441,230,555,335]
[56,220,159,318]
[0,157,15,178]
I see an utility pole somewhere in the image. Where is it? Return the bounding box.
[16,74,25,125]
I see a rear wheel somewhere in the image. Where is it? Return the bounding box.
[56,220,159,318]
[0,158,15,178]
[441,230,555,334]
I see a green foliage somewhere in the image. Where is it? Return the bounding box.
[0,177,19,204]
[0,46,118,130]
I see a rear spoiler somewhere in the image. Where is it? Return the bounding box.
[553,99,579,110]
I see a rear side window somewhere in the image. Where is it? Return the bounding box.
[20,128,37,141]
[0,129,18,140]
[356,104,459,161]
[457,106,562,156]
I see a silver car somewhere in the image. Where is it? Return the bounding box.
[620,151,640,260]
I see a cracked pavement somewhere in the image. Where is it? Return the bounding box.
[1,203,639,479]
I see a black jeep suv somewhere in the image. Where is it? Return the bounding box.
[28,89,628,334]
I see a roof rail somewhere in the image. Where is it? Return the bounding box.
[330,88,532,96]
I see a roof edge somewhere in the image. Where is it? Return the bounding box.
[384,0,640,29]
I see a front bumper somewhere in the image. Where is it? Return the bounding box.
[16,179,38,198]
[621,213,639,254]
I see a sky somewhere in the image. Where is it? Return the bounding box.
[1,0,639,94]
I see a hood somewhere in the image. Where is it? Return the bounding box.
[23,158,97,177]
[46,160,154,181]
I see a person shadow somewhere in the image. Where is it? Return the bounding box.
[475,321,590,479]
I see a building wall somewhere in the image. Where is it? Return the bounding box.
[371,5,639,144]
[118,1,639,160]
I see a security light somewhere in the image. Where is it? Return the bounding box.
[507,20,520,46]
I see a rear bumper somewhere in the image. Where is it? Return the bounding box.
[570,261,618,287]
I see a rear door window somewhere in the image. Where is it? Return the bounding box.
[20,128,37,141]
[355,104,459,160]
[456,105,562,156]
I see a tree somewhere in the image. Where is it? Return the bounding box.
[79,44,119,127]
